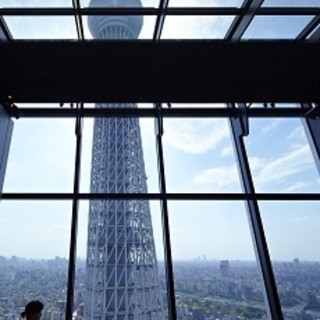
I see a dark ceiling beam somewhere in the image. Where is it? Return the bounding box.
[256,7,320,15]
[0,41,319,103]
[1,7,319,16]
[225,0,264,42]
[14,107,308,118]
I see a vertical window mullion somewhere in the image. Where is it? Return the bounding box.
[154,103,177,320]
[66,102,83,320]
[228,102,283,320]
[301,103,320,175]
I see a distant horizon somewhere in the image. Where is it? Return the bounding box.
[1,255,319,264]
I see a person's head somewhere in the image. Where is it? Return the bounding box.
[21,301,43,320]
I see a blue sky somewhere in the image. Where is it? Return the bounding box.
[0,1,320,263]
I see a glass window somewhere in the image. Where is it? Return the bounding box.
[162,16,234,39]
[81,0,160,8]
[83,15,156,39]
[168,201,268,319]
[168,0,243,7]
[0,201,71,319]
[163,118,242,193]
[244,118,320,193]
[3,118,75,193]
[3,16,78,39]
[0,0,72,7]
[243,16,314,39]
[15,103,65,109]
[170,103,227,108]
[259,201,320,317]
[249,103,299,108]
[80,114,159,193]
[262,0,320,7]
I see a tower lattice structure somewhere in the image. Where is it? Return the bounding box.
[85,1,165,320]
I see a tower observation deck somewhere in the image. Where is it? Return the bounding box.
[85,1,165,320]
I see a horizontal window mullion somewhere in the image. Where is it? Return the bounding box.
[1,193,320,201]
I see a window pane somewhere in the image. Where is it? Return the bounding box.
[0,0,72,7]
[249,103,298,108]
[15,103,66,109]
[83,15,156,39]
[262,0,320,7]
[162,16,234,39]
[81,0,160,7]
[168,0,243,7]
[0,201,71,319]
[75,200,167,318]
[163,118,242,193]
[3,119,75,193]
[259,201,320,318]
[243,16,314,39]
[3,118,75,192]
[244,118,320,193]
[4,16,78,39]
[170,103,227,108]
[80,114,159,193]
[168,201,269,319]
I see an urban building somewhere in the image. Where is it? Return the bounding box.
[220,260,231,278]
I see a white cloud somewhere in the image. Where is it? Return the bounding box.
[255,145,312,187]
[249,157,266,171]
[287,126,306,149]
[287,126,304,141]
[194,164,238,188]
[261,119,281,134]
[164,119,229,154]
[282,181,316,193]
[221,146,233,157]
[290,215,309,224]
[193,145,317,193]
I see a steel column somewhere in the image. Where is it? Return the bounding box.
[66,103,83,320]
[0,104,13,196]
[153,0,170,40]
[301,103,320,175]
[225,0,264,41]
[308,25,320,42]
[155,104,177,320]
[297,16,320,41]
[72,0,84,41]
[0,16,12,41]
[228,103,283,320]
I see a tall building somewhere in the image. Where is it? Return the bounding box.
[84,1,165,320]
[220,260,231,278]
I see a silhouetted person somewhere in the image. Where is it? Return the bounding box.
[21,301,43,320]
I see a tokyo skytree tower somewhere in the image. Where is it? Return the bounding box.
[85,1,165,320]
